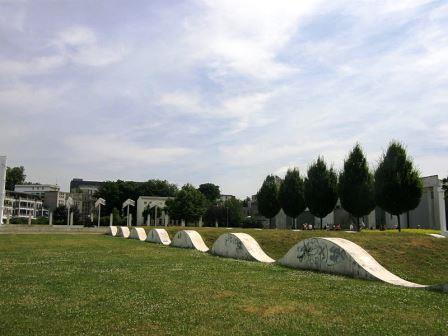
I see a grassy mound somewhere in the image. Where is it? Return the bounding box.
[144,227,448,284]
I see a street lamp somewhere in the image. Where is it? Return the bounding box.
[95,198,106,228]
[122,199,135,226]
[66,196,74,226]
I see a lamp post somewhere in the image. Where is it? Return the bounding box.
[95,198,106,228]
[0,156,6,225]
[66,196,73,226]
[122,199,135,226]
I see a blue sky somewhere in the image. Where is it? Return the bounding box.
[1,0,447,197]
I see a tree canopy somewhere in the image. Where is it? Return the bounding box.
[256,175,281,227]
[339,144,375,230]
[304,157,338,229]
[204,197,244,227]
[6,166,26,191]
[95,179,178,219]
[374,141,423,231]
[198,183,221,203]
[278,168,306,225]
[53,205,80,225]
[165,184,208,224]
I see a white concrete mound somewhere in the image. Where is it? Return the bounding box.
[278,237,448,291]
[170,230,209,252]
[119,226,130,238]
[106,226,118,236]
[211,233,274,263]
[130,227,147,241]
[146,229,171,245]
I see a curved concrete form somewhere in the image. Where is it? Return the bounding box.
[106,226,118,236]
[211,233,274,263]
[278,237,435,289]
[146,229,171,245]
[119,226,130,238]
[170,230,209,252]
[130,227,147,241]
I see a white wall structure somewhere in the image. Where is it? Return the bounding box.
[146,228,171,245]
[0,156,6,224]
[119,226,130,238]
[136,196,172,226]
[170,230,209,252]
[211,233,274,263]
[278,237,441,290]
[130,227,147,241]
[106,226,118,236]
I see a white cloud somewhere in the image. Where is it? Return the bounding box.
[65,135,195,168]
[54,25,129,67]
[184,0,321,80]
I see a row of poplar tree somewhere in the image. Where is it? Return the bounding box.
[256,141,423,231]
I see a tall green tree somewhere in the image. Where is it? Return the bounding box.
[257,175,281,228]
[374,141,423,232]
[6,166,26,191]
[339,144,375,231]
[165,184,208,225]
[278,168,306,229]
[305,157,338,229]
[198,183,221,203]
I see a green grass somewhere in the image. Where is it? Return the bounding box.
[147,226,448,284]
[0,233,447,335]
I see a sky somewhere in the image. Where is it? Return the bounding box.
[0,0,447,197]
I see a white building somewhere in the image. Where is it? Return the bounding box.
[14,184,60,198]
[136,196,172,226]
[2,191,47,221]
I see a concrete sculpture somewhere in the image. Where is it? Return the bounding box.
[119,226,130,238]
[130,227,147,241]
[278,237,444,290]
[211,233,274,263]
[170,230,209,252]
[106,226,118,236]
[146,228,171,245]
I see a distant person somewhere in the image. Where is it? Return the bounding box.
[308,223,313,230]
[349,224,354,231]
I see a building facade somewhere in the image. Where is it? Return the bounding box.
[14,184,60,198]
[136,196,172,226]
[2,191,47,221]
[70,178,103,195]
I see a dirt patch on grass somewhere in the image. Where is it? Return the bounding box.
[213,290,236,300]
[242,303,297,317]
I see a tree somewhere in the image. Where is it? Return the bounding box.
[198,183,221,203]
[256,175,281,228]
[339,144,375,231]
[278,168,306,229]
[374,141,423,232]
[53,205,80,225]
[95,179,178,225]
[6,166,26,190]
[203,197,244,227]
[305,157,338,229]
[165,184,208,225]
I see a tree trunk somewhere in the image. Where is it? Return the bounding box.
[320,217,323,230]
[397,214,401,232]
[356,217,360,232]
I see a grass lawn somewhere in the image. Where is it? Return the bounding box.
[148,226,448,284]
[0,231,447,335]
